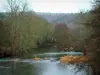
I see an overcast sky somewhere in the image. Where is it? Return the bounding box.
[0,0,93,13]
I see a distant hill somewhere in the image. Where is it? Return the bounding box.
[0,12,79,29]
[36,12,79,29]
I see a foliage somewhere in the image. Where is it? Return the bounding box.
[60,56,88,64]
[82,0,100,74]
[36,35,55,48]
[0,0,54,57]
[54,23,76,50]
[72,12,92,50]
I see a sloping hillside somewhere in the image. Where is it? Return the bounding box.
[36,12,79,29]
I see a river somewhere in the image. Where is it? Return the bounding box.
[0,52,91,75]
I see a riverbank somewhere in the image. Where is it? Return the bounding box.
[60,56,88,64]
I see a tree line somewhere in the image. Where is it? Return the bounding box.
[0,0,54,57]
[76,0,100,74]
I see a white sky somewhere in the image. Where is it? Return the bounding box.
[0,0,93,13]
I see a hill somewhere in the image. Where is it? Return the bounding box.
[36,12,79,29]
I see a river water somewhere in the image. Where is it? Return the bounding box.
[0,52,91,75]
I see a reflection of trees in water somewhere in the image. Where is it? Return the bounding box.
[0,62,12,75]
[74,64,91,75]
[57,63,91,75]
[0,61,91,75]
[32,63,49,75]
[12,62,40,75]
[0,62,40,75]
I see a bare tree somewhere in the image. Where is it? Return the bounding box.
[5,0,29,56]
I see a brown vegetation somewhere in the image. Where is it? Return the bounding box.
[60,56,88,64]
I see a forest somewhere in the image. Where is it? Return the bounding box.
[0,0,84,57]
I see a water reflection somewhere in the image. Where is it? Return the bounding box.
[0,52,90,75]
[0,60,90,75]
[42,62,88,75]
